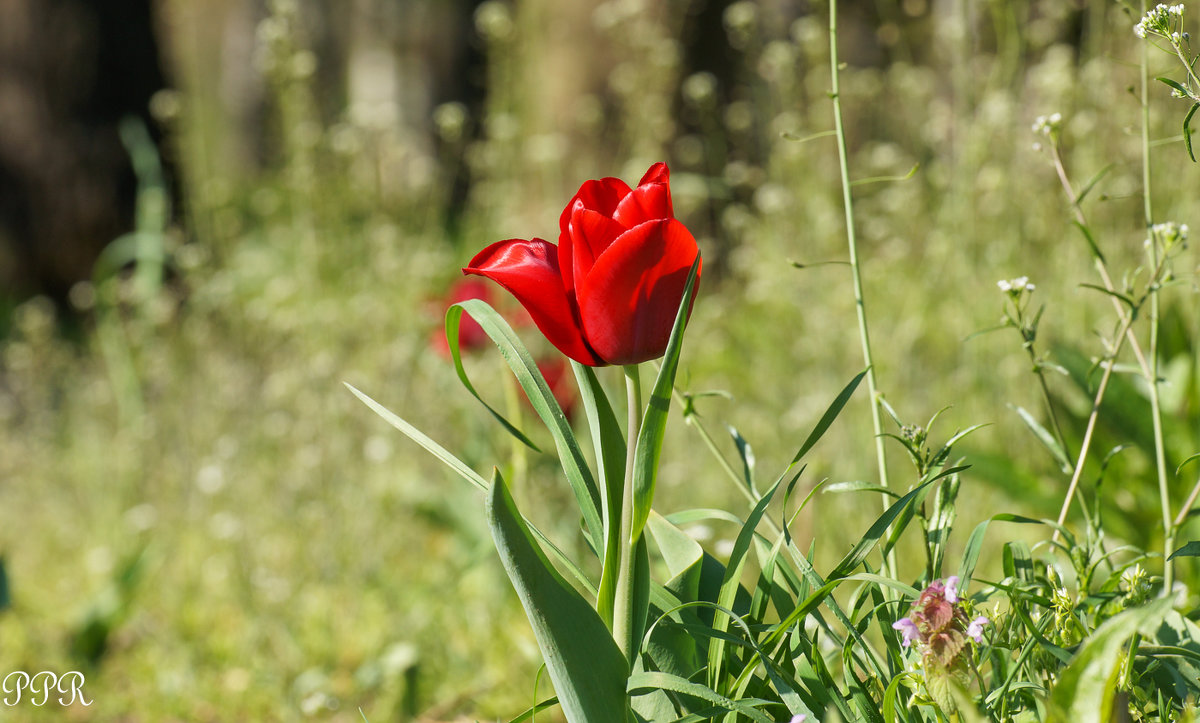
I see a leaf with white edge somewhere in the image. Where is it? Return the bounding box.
[487,470,629,723]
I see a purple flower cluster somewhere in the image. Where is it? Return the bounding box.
[892,577,989,666]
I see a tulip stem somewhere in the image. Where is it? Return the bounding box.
[828,0,894,578]
[613,365,642,667]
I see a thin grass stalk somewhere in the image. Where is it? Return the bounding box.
[1055,317,1135,532]
[828,0,894,580]
[1138,0,1176,594]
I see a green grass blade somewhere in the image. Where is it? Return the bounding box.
[347,382,596,596]
[1009,404,1072,473]
[787,370,867,467]
[1184,102,1199,162]
[957,513,1043,587]
[626,672,775,723]
[345,383,487,491]
[827,478,935,581]
[706,477,782,688]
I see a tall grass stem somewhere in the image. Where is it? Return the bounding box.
[1138,0,1175,594]
[828,0,894,577]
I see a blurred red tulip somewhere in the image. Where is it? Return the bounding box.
[430,278,495,357]
[463,162,701,367]
[536,357,578,422]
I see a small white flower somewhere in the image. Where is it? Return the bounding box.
[997,279,1013,292]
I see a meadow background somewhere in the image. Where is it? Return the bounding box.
[1,0,1197,719]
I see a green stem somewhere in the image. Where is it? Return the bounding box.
[1054,316,1133,532]
[612,365,642,665]
[829,0,894,575]
[1139,0,1175,595]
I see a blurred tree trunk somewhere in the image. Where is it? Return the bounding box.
[0,0,171,306]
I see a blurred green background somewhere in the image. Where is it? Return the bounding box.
[0,0,1197,719]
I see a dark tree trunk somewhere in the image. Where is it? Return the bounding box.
[0,0,171,306]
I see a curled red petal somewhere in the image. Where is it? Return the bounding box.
[578,219,701,366]
[638,161,669,186]
[612,169,673,228]
[557,176,632,241]
[463,238,604,366]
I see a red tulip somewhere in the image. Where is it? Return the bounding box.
[430,278,497,357]
[463,162,701,366]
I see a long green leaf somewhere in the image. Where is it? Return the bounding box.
[1184,102,1199,162]
[707,477,782,688]
[1009,404,1073,473]
[788,370,867,466]
[1046,597,1174,723]
[487,470,629,723]
[627,672,775,723]
[346,383,596,595]
[450,299,604,549]
[630,256,702,542]
[574,362,628,628]
[827,478,935,581]
[957,513,1044,587]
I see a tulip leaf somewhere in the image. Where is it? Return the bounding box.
[345,383,596,596]
[573,362,628,630]
[630,255,702,543]
[487,469,630,723]
[449,299,604,552]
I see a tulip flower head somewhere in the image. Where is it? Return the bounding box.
[463,162,702,366]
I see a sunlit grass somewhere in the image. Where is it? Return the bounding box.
[0,0,1197,719]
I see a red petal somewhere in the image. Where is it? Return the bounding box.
[578,219,701,365]
[557,176,632,241]
[638,162,669,186]
[613,166,673,228]
[463,239,604,365]
[567,207,627,292]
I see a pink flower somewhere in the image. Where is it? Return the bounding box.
[893,617,920,647]
[944,575,960,604]
[967,615,990,643]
